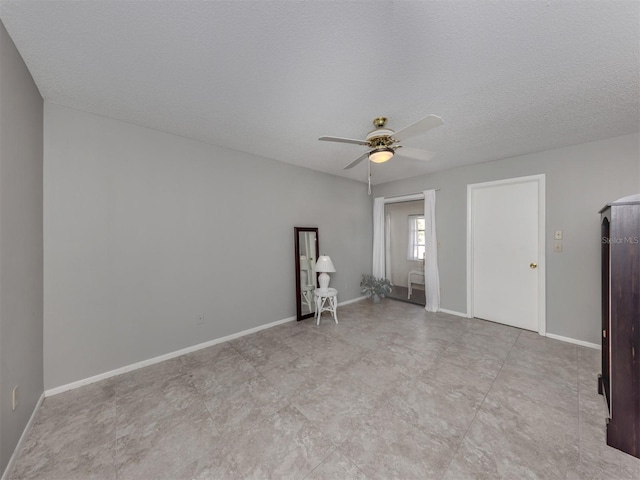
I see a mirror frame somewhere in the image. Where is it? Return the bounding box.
[294,227,319,321]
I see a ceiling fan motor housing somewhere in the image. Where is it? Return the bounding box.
[366,128,396,148]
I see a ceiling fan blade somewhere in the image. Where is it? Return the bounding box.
[343,152,369,170]
[393,115,444,141]
[319,136,369,146]
[396,146,435,162]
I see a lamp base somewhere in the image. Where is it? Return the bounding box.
[318,272,330,290]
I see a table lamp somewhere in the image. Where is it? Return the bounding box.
[315,255,336,290]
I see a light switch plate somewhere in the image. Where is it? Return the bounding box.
[554,230,563,240]
[554,241,563,252]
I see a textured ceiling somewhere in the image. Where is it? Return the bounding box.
[0,0,638,185]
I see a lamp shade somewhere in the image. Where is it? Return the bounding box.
[315,255,336,273]
[369,148,394,164]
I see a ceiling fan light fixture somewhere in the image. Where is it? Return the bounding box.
[369,147,394,164]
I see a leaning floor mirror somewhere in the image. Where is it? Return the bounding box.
[294,227,319,321]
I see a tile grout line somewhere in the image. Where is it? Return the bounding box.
[300,447,338,480]
[304,440,372,480]
[439,329,523,479]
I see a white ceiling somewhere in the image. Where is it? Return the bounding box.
[0,1,638,185]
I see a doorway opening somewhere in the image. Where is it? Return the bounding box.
[384,200,426,306]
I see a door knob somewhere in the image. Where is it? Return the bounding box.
[530,263,537,269]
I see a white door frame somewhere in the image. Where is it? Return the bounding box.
[466,174,546,335]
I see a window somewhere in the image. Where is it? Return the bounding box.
[408,215,426,261]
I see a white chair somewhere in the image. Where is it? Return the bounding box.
[408,270,425,299]
[314,288,338,325]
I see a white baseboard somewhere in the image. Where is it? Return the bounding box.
[1,392,45,480]
[438,308,471,318]
[45,297,367,397]
[545,333,601,350]
[338,295,366,306]
[435,311,600,350]
[45,314,297,397]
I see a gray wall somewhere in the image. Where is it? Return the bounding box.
[374,133,639,345]
[43,103,372,390]
[0,21,43,475]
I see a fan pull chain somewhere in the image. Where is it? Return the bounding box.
[368,160,371,195]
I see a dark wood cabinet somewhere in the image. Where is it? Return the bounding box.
[598,193,640,458]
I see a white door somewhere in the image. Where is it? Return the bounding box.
[469,176,545,332]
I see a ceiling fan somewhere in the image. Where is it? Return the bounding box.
[319,115,444,170]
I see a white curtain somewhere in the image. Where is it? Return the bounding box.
[423,190,440,312]
[372,197,386,278]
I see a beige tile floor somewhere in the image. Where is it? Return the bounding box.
[8,300,640,479]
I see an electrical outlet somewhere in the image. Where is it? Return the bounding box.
[554,230,563,240]
[196,314,204,325]
[12,386,18,411]
[554,241,563,253]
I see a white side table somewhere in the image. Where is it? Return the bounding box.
[314,288,338,326]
